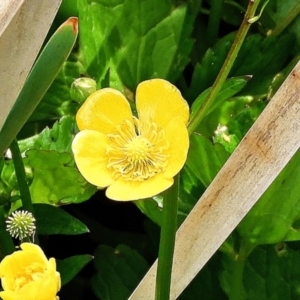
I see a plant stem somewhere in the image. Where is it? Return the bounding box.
[155,176,179,300]
[229,241,255,300]
[10,139,34,213]
[269,2,300,36]
[188,0,261,135]
[10,140,39,244]
[0,206,15,257]
[230,254,246,300]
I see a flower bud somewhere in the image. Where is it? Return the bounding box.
[70,77,97,104]
[6,210,36,241]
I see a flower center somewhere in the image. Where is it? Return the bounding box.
[107,117,169,181]
[14,262,45,290]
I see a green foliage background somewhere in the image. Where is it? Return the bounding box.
[1,0,300,299]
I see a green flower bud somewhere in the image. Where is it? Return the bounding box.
[70,77,97,104]
[6,210,36,241]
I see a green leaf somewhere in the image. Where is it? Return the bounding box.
[179,164,205,212]
[185,133,230,188]
[111,2,193,90]
[3,117,96,206]
[230,34,294,96]
[238,148,300,245]
[0,18,78,154]
[135,198,162,226]
[264,0,300,53]
[91,244,149,300]
[18,116,76,154]
[17,117,96,206]
[190,76,249,121]
[212,124,240,154]
[29,53,85,122]
[224,98,267,141]
[78,0,193,90]
[188,33,294,102]
[220,244,300,300]
[57,254,93,286]
[221,2,244,26]
[178,252,227,300]
[187,32,234,101]
[243,244,300,299]
[34,204,89,235]
[23,150,95,205]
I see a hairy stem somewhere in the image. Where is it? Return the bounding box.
[188,0,262,135]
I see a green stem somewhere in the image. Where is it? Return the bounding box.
[207,0,224,46]
[229,241,255,300]
[0,206,15,257]
[155,176,179,300]
[230,255,246,300]
[269,2,300,36]
[10,139,34,213]
[188,0,261,135]
[10,140,38,244]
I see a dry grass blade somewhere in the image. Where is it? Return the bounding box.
[0,0,62,133]
[129,61,300,299]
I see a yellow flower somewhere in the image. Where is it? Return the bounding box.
[0,243,61,300]
[72,79,189,201]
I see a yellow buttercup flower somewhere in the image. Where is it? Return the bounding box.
[72,79,189,201]
[0,243,61,300]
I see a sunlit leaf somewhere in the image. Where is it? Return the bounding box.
[19,116,76,154]
[78,0,193,90]
[25,150,95,205]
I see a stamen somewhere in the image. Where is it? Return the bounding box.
[107,118,169,181]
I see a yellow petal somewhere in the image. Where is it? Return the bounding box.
[3,264,60,300]
[0,244,48,286]
[20,243,48,262]
[76,88,133,134]
[17,262,59,300]
[0,290,18,300]
[164,118,189,178]
[72,130,113,187]
[136,79,189,128]
[106,173,173,201]
[0,244,60,300]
